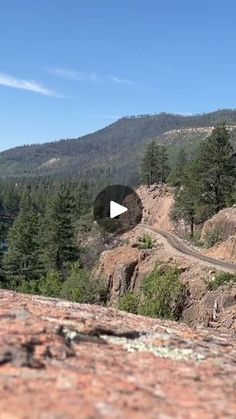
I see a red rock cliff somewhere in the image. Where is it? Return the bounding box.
[0,290,235,418]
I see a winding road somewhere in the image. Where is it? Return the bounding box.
[140,224,236,273]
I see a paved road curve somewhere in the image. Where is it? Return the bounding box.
[140,224,236,273]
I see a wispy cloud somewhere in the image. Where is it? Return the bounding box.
[108,75,135,86]
[49,67,135,86]
[0,72,60,97]
[48,67,100,83]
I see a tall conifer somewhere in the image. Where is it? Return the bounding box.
[41,187,79,274]
[196,123,236,219]
[4,196,43,288]
[168,148,188,187]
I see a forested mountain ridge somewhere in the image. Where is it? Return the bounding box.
[2,109,236,184]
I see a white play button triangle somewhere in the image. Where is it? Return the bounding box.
[110,201,128,219]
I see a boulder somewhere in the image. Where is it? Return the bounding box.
[95,246,139,304]
[201,207,236,242]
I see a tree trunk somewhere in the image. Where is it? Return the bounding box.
[190,217,194,238]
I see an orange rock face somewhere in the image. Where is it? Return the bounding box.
[202,207,236,262]
[0,290,235,419]
[0,291,236,419]
[137,184,175,230]
[205,235,236,262]
[201,207,236,243]
[95,244,160,304]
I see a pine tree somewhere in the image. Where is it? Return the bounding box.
[159,146,170,183]
[140,141,161,185]
[172,124,236,234]
[4,196,43,289]
[4,185,20,218]
[196,123,236,219]
[72,183,91,223]
[168,148,188,187]
[172,165,199,237]
[41,186,79,274]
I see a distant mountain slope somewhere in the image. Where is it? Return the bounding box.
[1,109,236,184]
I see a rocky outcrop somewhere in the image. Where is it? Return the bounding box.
[206,235,236,262]
[0,290,235,418]
[137,183,192,235]
[201,206,236,242]
[94,184,177,306]
[96,234,236,331]
[201,207,236,261]
[95,244,158,304]
[137,183,175,230]
[95,186,236,330]
[183,284,236,329]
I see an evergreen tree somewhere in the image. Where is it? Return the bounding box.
[196,123,236,219]
[168,148,188,187]
[41,186,79,274]
[141,142,170,185]
[172,124,236,234]
[71,183,91,223]
[4,186,20,218]
[171,165,199,237]
[4,196,43,289]
[140,141,160,185]
[159,146,170,183]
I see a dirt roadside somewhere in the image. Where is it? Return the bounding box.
[140,224,236,273]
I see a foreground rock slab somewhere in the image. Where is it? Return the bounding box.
[0,290,235,419]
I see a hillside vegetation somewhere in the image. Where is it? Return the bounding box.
[0,123,236,323]
[2,109,236,184]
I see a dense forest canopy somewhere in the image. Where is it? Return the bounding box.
[1,109,236,185]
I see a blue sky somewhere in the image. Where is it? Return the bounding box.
[1,0,236,151]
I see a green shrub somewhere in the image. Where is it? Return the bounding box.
[205,227,222,248]
[117,292,140,314]
[60,262,108,304]
[188,228,204,247]
[17,273,62,297]
[39,271,62,297]
[208,272,236,290]
[138,233,155,249]
[17,263,108,304]
[118,264,186,321]
[17,279,41,295]
[139,266,186,320]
